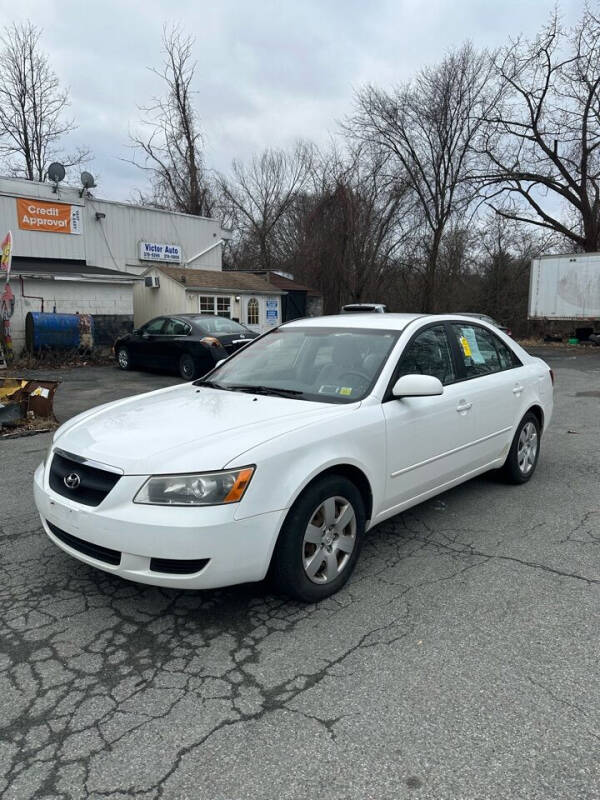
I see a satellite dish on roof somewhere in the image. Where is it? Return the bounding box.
[79,170,97,197]
[47,162,66,184]
[81,171,96,189]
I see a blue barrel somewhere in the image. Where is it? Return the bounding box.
[25,312,95,351]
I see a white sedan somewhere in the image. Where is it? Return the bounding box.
[34,314,554,602]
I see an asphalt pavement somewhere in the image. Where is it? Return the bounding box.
[1,348,599,799]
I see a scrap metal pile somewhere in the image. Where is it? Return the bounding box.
[0,378,60,436]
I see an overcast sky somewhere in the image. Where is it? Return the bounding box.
[0,0,586,201]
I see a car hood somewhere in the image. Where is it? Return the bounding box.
[53,383,353,474]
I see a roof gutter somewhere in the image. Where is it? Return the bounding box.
[183,285,285,295]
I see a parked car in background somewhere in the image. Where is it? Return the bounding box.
[39,313,553,602]
[341,303,388,313]
[454,313,512,337]
[114,314,258,380]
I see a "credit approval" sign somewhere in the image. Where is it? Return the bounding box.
[16,198,81,234]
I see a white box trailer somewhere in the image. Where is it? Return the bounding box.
[529,253,600,320]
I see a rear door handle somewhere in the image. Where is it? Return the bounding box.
[512,384,524,395]
[456,401,472,413]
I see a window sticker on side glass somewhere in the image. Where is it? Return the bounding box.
[461,327,485,364]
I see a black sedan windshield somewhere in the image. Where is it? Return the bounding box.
[199,327,399,403]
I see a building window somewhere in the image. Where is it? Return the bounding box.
[247,297,259,325]
[199,296,231,318]
[216,297,231,318]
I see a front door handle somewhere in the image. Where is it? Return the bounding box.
[456,400,472,413]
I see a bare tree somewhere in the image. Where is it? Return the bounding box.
[218,142,315,270]
[482,8,600,251]
[0,21,87,181]
[348,43,497,311]
[131,26,213,216]
[285,145,415,312]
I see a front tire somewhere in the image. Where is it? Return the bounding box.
[503,412,541,484]
[271,475,365,602]
[179,353,198,380]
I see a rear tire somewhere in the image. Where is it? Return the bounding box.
[502,412,540,484]
[179,353,197,380]
[271,475,365,602]
[116,347,131,370]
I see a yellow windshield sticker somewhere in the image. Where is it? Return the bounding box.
[460,336,472,357]
[339,387,353,396]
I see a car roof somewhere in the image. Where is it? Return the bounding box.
[282,313,507,332]
[283,313,424,331]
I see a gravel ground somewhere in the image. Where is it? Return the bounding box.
[1,350,599,800]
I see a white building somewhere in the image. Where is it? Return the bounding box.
[0,175,231,353]
[135,266,284,333]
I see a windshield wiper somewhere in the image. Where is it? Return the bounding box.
[226,384,304,398]
[193,379,231,390]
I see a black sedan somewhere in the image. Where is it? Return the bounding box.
[115,315,259,380]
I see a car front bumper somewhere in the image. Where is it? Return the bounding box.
[33,462,286,590]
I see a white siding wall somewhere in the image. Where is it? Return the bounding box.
[86,199,225,274]
[133,269,187,327]
[8,279,133,354]
[0,177,226,274]
[239,294,282,333]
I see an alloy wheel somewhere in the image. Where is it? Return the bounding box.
[517,421,538,474]
[117,349,129,369]
[302,496,357,584]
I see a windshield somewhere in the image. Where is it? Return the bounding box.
[195,317,251,335]
[198,327,399,403]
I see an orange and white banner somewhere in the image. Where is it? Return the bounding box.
[16,197,82,235]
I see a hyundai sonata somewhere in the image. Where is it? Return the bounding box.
[34,314,553,602]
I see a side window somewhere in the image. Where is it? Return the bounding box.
[494,336,522,370]
[397,325,456,385]
[143,318,166,334]
[451,324,503,377]
[163,318,190,336]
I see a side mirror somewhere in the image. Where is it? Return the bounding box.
[132,328,140,335]
[392,374,443,398]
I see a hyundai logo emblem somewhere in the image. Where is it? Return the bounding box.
[64,472,81,490]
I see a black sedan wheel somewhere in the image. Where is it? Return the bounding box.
[179,353,198,380]
[116,347,131,370]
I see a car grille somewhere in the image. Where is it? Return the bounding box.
[47,521,121,566]
[49,451,121,507]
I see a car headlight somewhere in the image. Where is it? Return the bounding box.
[133,466,255,506]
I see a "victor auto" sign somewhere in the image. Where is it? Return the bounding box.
[139,241,182,263]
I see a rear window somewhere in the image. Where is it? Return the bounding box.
[195,317,251,335]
